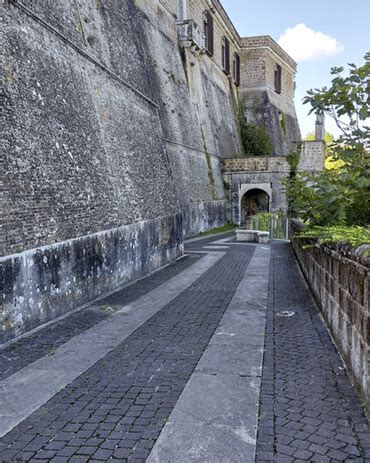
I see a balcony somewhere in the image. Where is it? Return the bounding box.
[176,19,205,52]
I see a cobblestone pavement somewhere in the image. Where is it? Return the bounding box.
[0,244,254,462]
[255,242,370,463]
[0,254,200,382]
[0,237,369,463]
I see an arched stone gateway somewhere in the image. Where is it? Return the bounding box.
[240,188,270,226]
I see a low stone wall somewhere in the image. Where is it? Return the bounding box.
[291,222,369,414]
[0,213,183,344]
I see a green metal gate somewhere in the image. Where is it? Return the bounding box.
[251,213,289,240]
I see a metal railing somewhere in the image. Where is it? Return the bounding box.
[251,214,289,241]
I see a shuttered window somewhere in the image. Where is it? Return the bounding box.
[203,10,214,56]
[274,64,282,94]
[222,37,230,74]
[233,53,240,86]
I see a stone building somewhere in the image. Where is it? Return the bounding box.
[1,0,324,342]
[240,35,301,156]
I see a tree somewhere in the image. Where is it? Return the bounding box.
[286,53,370,228]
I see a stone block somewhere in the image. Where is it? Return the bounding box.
[255,232,269,244]
[235,230,269,243]
[235,230,256,242]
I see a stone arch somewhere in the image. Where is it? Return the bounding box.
[239,184,271,226]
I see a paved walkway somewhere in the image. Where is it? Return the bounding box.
[0,235,369,462]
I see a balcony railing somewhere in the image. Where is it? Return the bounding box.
[176,19,205,51]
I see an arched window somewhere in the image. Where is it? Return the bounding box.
[222,37,230,74]
[233,53,240,86]
[203,10,214,56]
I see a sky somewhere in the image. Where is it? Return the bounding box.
[220,0,370,138]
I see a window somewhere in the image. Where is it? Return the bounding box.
[274,64,282,94]
[203,10,214,56]
[222,37,230,74]
[233,53,240,86]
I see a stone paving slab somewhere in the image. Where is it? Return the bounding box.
[195,343,264,377]
[148,246,270,463]
[147,421,256,463]
[166,373,260,426]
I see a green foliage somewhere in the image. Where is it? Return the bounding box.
[252,212,287,239]
[298,226,370,248]
[285,54,370,233]
[286,143,302,177]
[305,132,334,144]
[251,212,281,230]
[238,106,273,156]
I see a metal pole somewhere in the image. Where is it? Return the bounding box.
[285,218,289,241]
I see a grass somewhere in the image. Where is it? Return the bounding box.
[195,223,237,238]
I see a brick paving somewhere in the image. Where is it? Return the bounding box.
[0,246,254,462]
[0,254,200,382]
[255,242,370,463]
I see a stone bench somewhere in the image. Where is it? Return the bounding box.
[235,229,269,244]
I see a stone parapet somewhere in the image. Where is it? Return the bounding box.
[291,221,370,416]
[241,35,297,71]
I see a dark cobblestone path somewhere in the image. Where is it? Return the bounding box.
[0,254,201,382]
[256,242,370,463]
[1,238,369,463]
[0,246,254,462]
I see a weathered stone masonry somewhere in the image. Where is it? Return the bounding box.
[1,0,186,342]
[0,0,245,341]
[291,222,370,416]
[1,0,316,342]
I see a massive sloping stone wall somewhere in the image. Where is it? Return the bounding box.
[1,0,179,255]
[136,0,240,233]
[1,0,241,341]
[1,0,184,342]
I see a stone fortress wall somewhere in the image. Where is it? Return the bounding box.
[136,0,243,237]
[1,0,319,342]
[1,0,187,342]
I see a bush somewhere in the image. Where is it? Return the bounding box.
[285,54,370,234]
[238,107,273,157]
[298,226,370,249]
[252,212,287,239]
